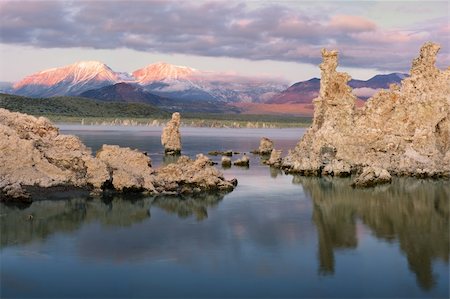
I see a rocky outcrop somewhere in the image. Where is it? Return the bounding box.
[208,150,234,157]
[96,145,155,192]
[264,149,283,167]
[0,108,110,201]
[0,109,237,201]
[221,156,232,167]
[234,154,250,167]
[283,42,450,179]
[351,167,392,188]
[152,154,237,194]
[161,112,181,155]
[251,137,274,155]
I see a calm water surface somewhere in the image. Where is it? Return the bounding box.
[1,126,448,298]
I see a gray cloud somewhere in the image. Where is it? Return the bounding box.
[0,0,448,71]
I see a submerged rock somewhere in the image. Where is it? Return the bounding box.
[0,181,30,202]
[161,112,181,155]
[351,167,392,188]
[221,156,232,167]
[208,150,233,156]
[0,109,237,201]
[283,42,450,180]
[251,137,274,155]
[234,154,250,167]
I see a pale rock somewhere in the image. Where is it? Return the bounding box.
[283,42,450,179]
[252,137,274,155]
[96,145,155,192]
[0,181,30,202]
[152,154,237,193]
[0,109,237,201]
[352,167,392,188]
[0,109,110,197]
[264,149,283,167]
[221,156,232,167]
[234,154,250,166]
[161,112,181,155]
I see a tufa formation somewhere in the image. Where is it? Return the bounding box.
[283,42,450,179]
[0,109,236,201]
[252,137,274,155]
[161,112,182,155]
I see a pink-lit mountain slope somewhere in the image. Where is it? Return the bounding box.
[132,62,197,84]
[13,61,123,97]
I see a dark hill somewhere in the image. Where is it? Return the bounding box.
[0,93,168,118]
[80,82,167,105]
[80,82,239,113]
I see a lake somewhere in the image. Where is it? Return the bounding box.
[1,126,448,298]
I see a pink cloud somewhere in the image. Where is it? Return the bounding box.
[329,15,377,32]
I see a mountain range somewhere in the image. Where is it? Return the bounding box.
[4,61,408,115]
[268,72,407,105]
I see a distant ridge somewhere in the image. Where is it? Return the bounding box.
[80,82,167,105]
[268,73,408,105]
[0,93,168,118]
[8,60,409,116]
[80,83,240,113]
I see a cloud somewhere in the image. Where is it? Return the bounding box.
[352,87,380,98]
[0,0,448,71]
[329,15,377,32]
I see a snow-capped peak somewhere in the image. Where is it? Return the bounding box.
[132,62,197,84]
[13,61,119,89]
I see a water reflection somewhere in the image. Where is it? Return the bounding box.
[0,193,225,248]
[294,176,449,290]
[152,193,224,221]
[1,176,448,296]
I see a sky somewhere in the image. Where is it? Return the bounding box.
[0,0,449,84]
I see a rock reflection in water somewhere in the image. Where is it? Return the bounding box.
[0,192,225,248]
[293,176,449,290]
[153,193,224,221]
[269,166,283,178]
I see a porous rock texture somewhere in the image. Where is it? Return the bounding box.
[0,108,109,201]
[264,149,283,167]
[234,154,250,166]
[221,156,232,167]
[152,154,237,194]
[252,137,274,155]
[0,109,236,201]
[283,42,450,179]
[351,167,392,188]
[96,145,155,192]
[161,112,182,155]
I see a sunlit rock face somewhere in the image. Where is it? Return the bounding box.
[0,109,236,201]
[161,112,182,155]
[252,137,274,155]
[96,145,155,192]
[0,108,110,201]
[152,154,237,194]
[283,42,450,178]
[264,149,283,167]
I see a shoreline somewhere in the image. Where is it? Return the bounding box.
[42,114,313,129]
